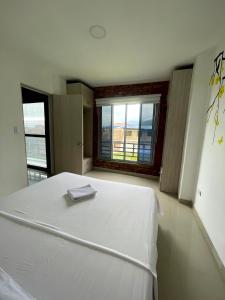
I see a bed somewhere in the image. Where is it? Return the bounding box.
[0,172,159,300]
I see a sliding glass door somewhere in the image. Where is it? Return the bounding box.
[22,87,51,173]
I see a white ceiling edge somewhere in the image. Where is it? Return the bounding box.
[1,0,225,88]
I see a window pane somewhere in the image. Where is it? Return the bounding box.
[100,106,112,160]
[139,103,154,163]
[23,103,45,135]
[112,105,126,160]
[125,104,140,161]
[28,168,48,185]
[25,136,47,168]
[98,101,158,165]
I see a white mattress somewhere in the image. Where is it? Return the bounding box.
[0,172,159,300]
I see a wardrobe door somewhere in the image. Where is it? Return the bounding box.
[160,69,192,194]
[53,95,83,174]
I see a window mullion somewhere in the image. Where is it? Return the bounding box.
[124,104,128,161]
[25,134,46,138]
[137,104,142,162]
[151,103,159,163]
[111,105,113,160]
[151,104,156,162]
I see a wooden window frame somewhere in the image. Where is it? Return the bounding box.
[93,81,169,176]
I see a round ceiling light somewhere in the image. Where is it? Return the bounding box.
[89,25,106,39]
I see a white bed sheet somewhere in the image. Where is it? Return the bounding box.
[0,172,159,300]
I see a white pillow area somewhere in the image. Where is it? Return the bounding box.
[0,267,35,300]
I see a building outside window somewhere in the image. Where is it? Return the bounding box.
[96,95,160,165]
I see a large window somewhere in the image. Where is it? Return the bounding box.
[22,87,51,173]
[97,95,160,164]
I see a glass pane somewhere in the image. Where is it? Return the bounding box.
[125,104,140,161]
[23,103,45,135]
[28,169,48,185]
[139,103,154,163]
[112,105,126,160]
[25,136,47,168]
[100,106,112,160]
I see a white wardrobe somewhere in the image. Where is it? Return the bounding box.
[53,83,93,175]
[160,68,193,194]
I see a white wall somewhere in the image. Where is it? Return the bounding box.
[194,41,225,267]
[181,41,225,266]
[179,48,214,201]
[0,49,65,197]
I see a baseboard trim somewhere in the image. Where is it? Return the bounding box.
[93,167,159,180]
[178,198,193,207]
[193,208,225,282]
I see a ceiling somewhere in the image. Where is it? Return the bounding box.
[1,0,225,87]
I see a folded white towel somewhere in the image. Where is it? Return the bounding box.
[67,184,97,201]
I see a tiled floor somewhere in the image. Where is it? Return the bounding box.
[86,170,225,300]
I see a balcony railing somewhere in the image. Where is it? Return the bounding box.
[100,141,152,163]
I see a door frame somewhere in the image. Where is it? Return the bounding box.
[21,86,51,173]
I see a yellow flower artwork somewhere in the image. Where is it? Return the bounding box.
[218,136,223,145]
[209,75,215,86]
[207,51,225,144]
[215,75,220,85]
[218,85,224,98]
